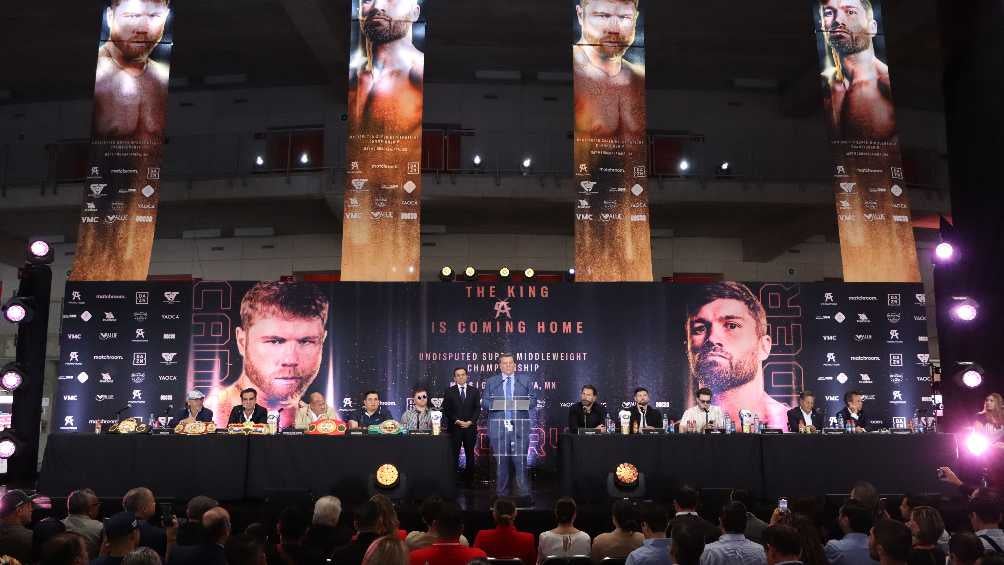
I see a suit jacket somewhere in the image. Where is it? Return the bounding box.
[442,383,481,431]
[173,407,214,424]
[669,513,721,544]
[629,405,664,432]
[786,406,825,432]
[330,531,380,565]
[227,404,268,425]
[482,374,536,448]
[166,542,227,565]
[835,407,869,430]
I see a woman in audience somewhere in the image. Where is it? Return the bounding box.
[361,536,408,565]
[473,499,536,565]
[905,506,946,565]
[769,509,828,565]
[899,495,949,554]
[591,499,644,563]
[370,494,408,540]
[537,497,591,564]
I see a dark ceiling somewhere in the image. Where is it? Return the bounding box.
[1,0,945,111]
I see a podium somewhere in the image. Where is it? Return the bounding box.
[486,395,533,498]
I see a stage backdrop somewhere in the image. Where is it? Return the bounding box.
[70,0,174,281]
[812,0,920,282]
[572,0,653,282]
[340,0,426,281]
[55,281,932,466]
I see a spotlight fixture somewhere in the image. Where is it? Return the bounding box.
[614,462,640,488]
[472,154,484,170]
[463,266,477,280]
[255,155,265,167]
[0,363,25,392]
[520,156,532,176]
[523,268,535,279]
[950,298,979,322]
[439,266,454,282]
[678,159,690,173]
[934,242,954,262]
[2,297,32,324]
[499,266,512,279]
[299,152,310,165]
[566,268,576,282]
[375,463,400,489]
[720,161,730,172]
[27,240,53,265]
[0,436,16,460]
[966,431,990,456]
[962,369,983,389]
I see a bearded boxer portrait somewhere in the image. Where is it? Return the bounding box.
[342,0,424,281]
[208,281,330,429]
[685,282,789,429]
[572,0,652,282]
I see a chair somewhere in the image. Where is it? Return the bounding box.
[540,558,568,565]
[485,559,523,565]
[599,559,627,565]
[567,557,594,565]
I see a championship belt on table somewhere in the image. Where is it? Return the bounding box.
[306,418,348,436]
[108,417,149,434]
[368,420,404,435]
[227,422,270,435]
[174,421,217,435]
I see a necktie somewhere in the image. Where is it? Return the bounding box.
[460,386,466,401]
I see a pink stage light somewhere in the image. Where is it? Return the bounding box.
[962,370,983,389]
[953,303,978,322]
[935,242,955,261]
[966,432,990,456]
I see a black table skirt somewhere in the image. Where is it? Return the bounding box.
[39,434,456,501]
[560,433,959,500]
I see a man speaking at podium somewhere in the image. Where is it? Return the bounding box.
[483,353,536,502]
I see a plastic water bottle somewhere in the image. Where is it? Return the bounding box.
[837,413,845,430]
[148,413,156,428]
[845,418,854,433]
[725,415,734,434]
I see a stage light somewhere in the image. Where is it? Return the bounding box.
[520,157,532,175]
[375,463,400,489]
[523,268,535,279]
[299,152,310,165]
[966,431,990,456]
[934,242,954,262]
[27,240,53,265]
[720,161,730,172]
[951,301,979,322]
[463,266,477,280]
[614,462,640,488]
[678,159,690,173]
[439,266,454,282]
[473,154,484,170]
[255,155,265,167]
[2,298,32,324]
[499,266,511,279]
[566,268,576,282]
[0,438,15,460]
[1,364,25,392]
[963,369,983,389]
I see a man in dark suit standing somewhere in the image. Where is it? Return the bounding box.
[787,390,825,432]
[482,353,536,501]
[226,388,269,425]
[628,387,664,433]
[442,367,481,485]
[166,507,229,565]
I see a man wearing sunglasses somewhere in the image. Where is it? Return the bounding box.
[402,386,434,431]
[679,387,726,433]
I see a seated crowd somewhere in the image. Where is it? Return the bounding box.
[2,473,1004,565]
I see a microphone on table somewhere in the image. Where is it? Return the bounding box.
[113,405,130,420]
[161,404,173,427]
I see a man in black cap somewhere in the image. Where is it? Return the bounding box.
[93,511,141,565]
[166,507,229,565]
[0,489,35,564]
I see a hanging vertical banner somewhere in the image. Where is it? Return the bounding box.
[572,0,652,282]
[70,0,173,281]
[813,0,920,282]
[341,0,426,281]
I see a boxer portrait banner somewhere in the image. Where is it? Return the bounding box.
[572,0,653,282]
[341,0,426,281]
[70,0,174,281]
[812,0,920,282]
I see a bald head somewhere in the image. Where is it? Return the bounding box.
[203,507,231,544]
[122,488,156,520]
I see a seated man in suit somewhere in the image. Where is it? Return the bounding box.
[227,387,269,425]
[629,387,664,433]
[787,390,824,432]
[294,391,339,429]
[835,390,869,432]
[568,384,608,433]
[349,390,395,429]
[174,390,214,425]
[442,367,481,483]
[167,507,229,565]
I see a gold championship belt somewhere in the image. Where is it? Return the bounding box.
[227,421,270,435]
[306,418,348,436]
[108,417,149,435]
[173,421,217,435]
[367,420,404,435]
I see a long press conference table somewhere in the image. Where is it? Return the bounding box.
[559,432,959,501]
[38,433,457,501]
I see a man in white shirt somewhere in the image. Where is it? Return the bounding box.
[969,493,1004,553]
[680,387,725,433]
[699,501,766,565]
[626,502,672,565]
[786,390,824,432]
[763,524,802,565]
[824,501,877,565]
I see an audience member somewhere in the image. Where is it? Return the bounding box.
[905,506,945,565]
[788,515,828,565]
[969,492,1004,553]
[364,536,409,565]
[370,494,408,540]
[824,501,876,565]
[165,506,229,565]
[225,533,268,565]
[0,489,35,564]
[62,489,103,558]
[947,532,983,565]
[981,555,1004,565]
[731,490,769,544]
[670,486,720,544]
[538,497,591,563]
[32,517,67,563]
[868,519,911,565]
[408,501,486,565]
[93,512,141,565]
[406,496,470,550]
[850,482,882,517]
[763,525,801,565]
[264,506,309,565]
[38,531,88,565]
[898,495,949,555]
[473,499,536,565]
[176,496,218,547]
[699,501,766,565]
[122,547,162,565]
[625,501,672,565]
[122,488,170,558]
[592,499,644,563]
[304,496,346,560]
[330,500,382,565]
[669,521,705,565]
